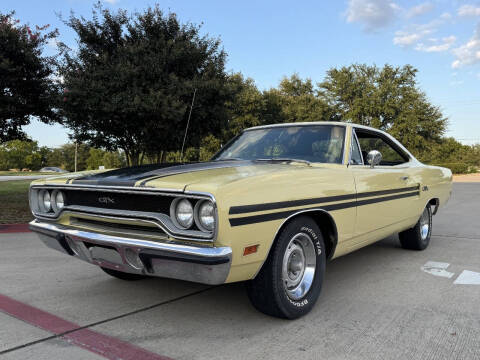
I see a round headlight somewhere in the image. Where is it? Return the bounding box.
[52,191,65,213]
[42,190,52,212]
[55,191,65,209]
[195,200,215,232]
[174,199,194,229]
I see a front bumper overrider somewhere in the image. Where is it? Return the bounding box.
[29,220,232,285]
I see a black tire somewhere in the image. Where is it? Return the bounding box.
[399,205,432,250]
[246,216,326,319]
[100,267,147,281]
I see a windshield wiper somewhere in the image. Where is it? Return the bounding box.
[255,158,311,166]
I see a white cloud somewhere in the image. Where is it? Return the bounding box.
[393,20,439,46]
[451,23,480,68]
[407,2,434,18]
[440,12,452,20]
[103,0,118,4]
[394,31,424,46]
[415,35,456,52]
[345,0,399,31]
[392,16,449,48]
[450,79,464,86]
[458,5,480,17]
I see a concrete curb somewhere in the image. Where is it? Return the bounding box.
[0,224,31,233]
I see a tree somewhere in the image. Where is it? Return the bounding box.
[0,11,59,143]
[223,73,266,141]
[319,64,447,155]
[199,135,221,161]
[45,143,90,171]
[60,143,90,172]
[274,74,333,123]
[37,146,52,168]
[59,4,231,166]
[45,148,64,168]
[103,150,126,168]
[222,74,333,143]
[86,147,105,170]
[0,140,42,170]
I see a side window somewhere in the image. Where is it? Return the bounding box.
[356,130,408,166]
[349,131,363,165]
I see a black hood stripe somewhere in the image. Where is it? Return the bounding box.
[137,161,253,186]
[71,161,251,187]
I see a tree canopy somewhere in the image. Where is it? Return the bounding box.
[59,4,231,165]
[0,3,464,171]
[223,66,448,158]
[0,11,59,143]
[318,64,447,154]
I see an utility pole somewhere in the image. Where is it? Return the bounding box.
[74,142,78,173]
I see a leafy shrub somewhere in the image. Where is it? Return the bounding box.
[467,166,478,174]
[432,163,469,174]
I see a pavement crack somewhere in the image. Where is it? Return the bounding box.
[0,286,215,355]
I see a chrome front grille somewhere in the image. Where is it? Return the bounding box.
[69,217,169,241]
[30,185,216,243]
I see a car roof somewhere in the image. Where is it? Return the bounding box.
[245,121,380,132]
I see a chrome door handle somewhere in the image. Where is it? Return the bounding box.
[400,176,409,181]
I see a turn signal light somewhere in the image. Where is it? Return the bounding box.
[243,245,259,256]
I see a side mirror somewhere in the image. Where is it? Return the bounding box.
[366,150,382,168]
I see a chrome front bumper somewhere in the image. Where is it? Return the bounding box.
[29,220,232,285]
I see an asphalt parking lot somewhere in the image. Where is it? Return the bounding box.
[1,183,479,360]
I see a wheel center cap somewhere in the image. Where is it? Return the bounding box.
[288,250,305,279]
[289,258,303,273]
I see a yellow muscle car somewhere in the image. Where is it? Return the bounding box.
[29,122,452,319]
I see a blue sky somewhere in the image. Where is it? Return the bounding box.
[3,0,480,147]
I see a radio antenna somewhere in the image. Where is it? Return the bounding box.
[180,88,197,163]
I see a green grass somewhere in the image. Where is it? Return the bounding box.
[0,180,33,224]
[0,171,53,176]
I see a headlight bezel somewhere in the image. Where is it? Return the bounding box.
[31,188,66,215]
[194,200,215,232]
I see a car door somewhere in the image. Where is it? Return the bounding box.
[348,127,420,241]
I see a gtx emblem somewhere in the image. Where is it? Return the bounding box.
[98,197,115,204]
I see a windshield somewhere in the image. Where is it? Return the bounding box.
[213,125,346,164]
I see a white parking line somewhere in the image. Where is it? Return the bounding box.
[454,270,480,285]
[421,261,455,279]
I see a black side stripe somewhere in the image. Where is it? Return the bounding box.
[229,185,419,215]
[229,191,420,227]
[229,193,357,215]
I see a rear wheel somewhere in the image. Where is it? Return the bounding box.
[100,267,147,281]
[246,216,326,319]
[399,205,432,250]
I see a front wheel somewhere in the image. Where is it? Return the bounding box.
[399,205,432,250]
[246,216,326,319]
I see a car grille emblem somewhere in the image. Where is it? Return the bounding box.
[98,196,115,204]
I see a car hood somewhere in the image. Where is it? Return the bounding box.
[56,161,294,189]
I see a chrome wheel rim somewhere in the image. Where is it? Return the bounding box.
[420,208,430,241]
[282,233,316,300]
